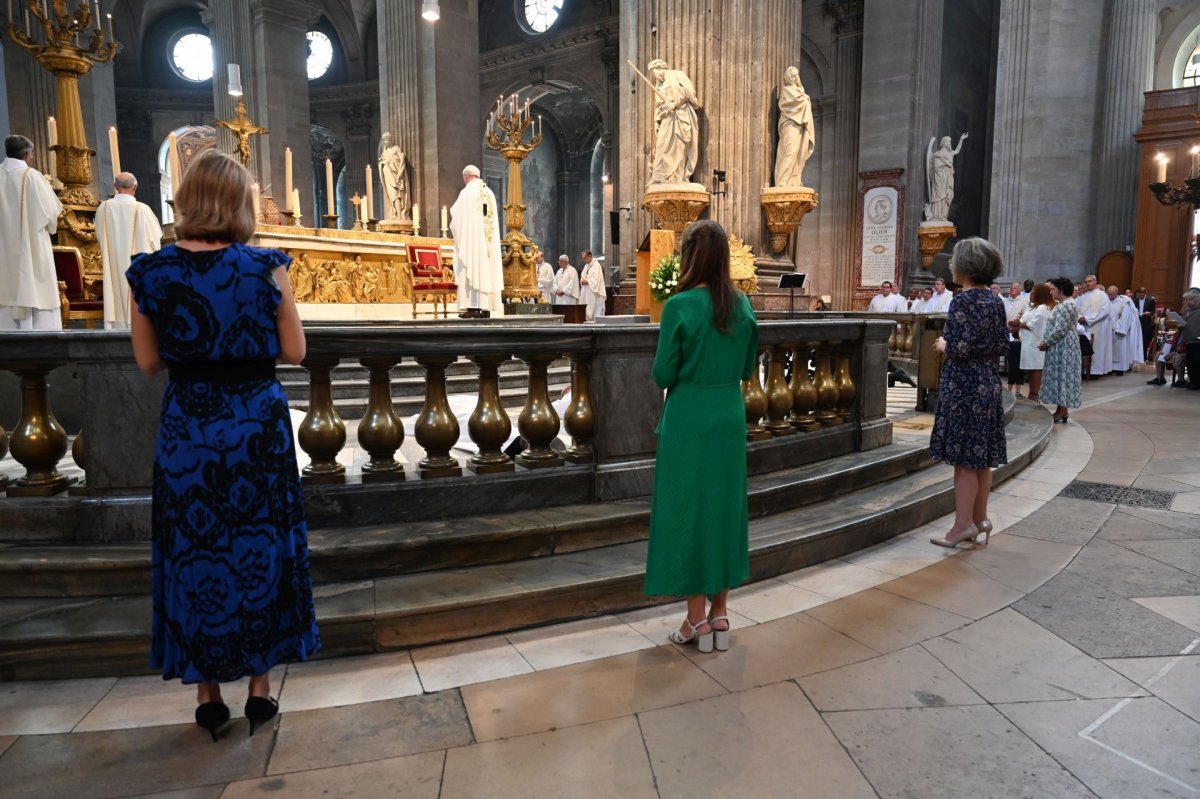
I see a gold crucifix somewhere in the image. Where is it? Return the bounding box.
[215,96,268,168]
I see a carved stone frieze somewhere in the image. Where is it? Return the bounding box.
[825,0,865,35]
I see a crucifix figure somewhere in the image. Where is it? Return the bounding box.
[215,97,268,168]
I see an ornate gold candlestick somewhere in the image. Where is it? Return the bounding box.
[485,95,543,300]
[215,96,268,169]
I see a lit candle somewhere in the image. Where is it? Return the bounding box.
[497,94,503,115]
[412,203,420,232]
[291,188,302,222]
[227,63,242,96]
[47,116,57,179]
[441,205,448,233]
[524,98,530,121]
[24,9,30,37]
[325,158,335,217]
[108,126,120,180]
[252,182,261,220]
[1156,153,1168,184]
[168,132,183,195]
[93,1,100,30]
[365,164,374,219]
[105,12,112,42]
[284,147,293,211]
[361,195,369,223]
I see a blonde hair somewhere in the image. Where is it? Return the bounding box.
[174,149,256,243]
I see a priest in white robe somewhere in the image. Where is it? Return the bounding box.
[867,281,906,313]
[97,172,163,329]
[552,255,580,305]
[0,135,64,329]
[923,278,954,313]
[1077,275,1112,376]
[1108,285,1143,373]
[450,165,503,318]
[535,251,554,305]
[579,250,606,321]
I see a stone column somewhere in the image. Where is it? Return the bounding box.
[1093,0,1156,258]
[557,169,580,260]
[342,104,373,223]
[4,42,66,182]
[828,1,864,309]
[79,64,118,197]
[201,0,258,174]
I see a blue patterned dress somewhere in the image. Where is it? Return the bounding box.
[929,288,1009,469]
[127,243,320,684]
[1039,299,1083,408]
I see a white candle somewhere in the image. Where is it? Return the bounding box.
[365,165,374,219]
[1156,154,1168,184]
[227,63,242,96]
[412,203,420,231]
[441,205,448,232]
[361,196,369,223]
[108,126,120,179]
[47,116,57,179]
[93,1,101,31]
[325,158,335,217]
[537,114,542,138]
[24,9,30,37]
[497,94,503,115]
[291,188,302,222]
[252,182,261,220]
[105,12,112,41]
[524,98,530,121]
[284,147,293,211]
[1191,146,1199,179]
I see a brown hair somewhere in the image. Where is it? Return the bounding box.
[173,149,256,243]
[676,219,738,333]
[1030,282,1054,308]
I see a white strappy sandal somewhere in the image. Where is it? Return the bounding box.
[669,617,714,653]
[708,615,731,651]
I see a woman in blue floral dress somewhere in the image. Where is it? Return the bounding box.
[128,150,318,742]
[928,238,1009,549]
[1038,277,1083,422]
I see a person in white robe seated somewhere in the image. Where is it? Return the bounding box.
[535,251,554,305]
[96,172,163,329]
[0,135,64,330]
[579,250,606,321]
[449,164,503,319]
[923,278,954,313]
[1107,285,1143,374]
[867,281,906,313]
[552,255,580,305]
[1077,274,1113,378]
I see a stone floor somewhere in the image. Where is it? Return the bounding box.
[2,369,1199,798]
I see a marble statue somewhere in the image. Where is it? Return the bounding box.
[379,132,410,221]
[774,67,815,187]
[647,59,702,185]
[923,133,967,222]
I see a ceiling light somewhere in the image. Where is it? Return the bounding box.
[421,1,440,21]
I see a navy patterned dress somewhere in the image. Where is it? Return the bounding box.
[127,243,320,684]
[929,288,1009,469]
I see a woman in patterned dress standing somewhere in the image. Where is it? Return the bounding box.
[1038,278,1083,422]
[928,238,1009,549]
[128,150,319,742]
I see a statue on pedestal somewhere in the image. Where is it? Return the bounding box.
[646,59,702,186]
[774,67,815,188]
[379,132,410,221]
[923,133,967,222]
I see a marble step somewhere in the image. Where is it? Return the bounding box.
[0,405,1051,681]
[0,442,935,598]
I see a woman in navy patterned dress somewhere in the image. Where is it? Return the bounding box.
[928,238,1009,549]
[128,150,318,742]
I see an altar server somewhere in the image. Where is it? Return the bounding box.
[1077,274,1112,377]
[867,281,906,313]
[450,165,503,318]
[553,254,580,304]
[1108,285,1143,374]
[0,135,64,329]
[97,172,163,329]
[923,278,954,313]
[535,251,554,305]
[579,250,606,321]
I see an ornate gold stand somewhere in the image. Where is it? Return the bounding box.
[486,103,543,300]
[642,184,710,249]
[918,222,956,269]
[760,186,819,255]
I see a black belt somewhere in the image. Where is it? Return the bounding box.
[168,361,276,384]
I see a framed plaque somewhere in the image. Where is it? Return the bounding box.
[854,169,905,309]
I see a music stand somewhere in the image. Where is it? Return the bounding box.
[778,273,807,318]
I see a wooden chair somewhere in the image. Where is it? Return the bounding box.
[406,243,457,319]
[53,246,103,328]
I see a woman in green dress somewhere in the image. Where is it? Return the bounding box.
[645,220,760,653]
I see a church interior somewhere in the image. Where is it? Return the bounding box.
[2,1,1200,797]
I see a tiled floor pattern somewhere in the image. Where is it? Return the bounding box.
[4,370,1200,797]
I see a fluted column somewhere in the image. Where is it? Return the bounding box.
[3,32,68,181]
[1093,0,1156,257]
[342,105,373,222]
[202,1,258,174]
[988,0,1034,266]
[378,0,422,208]
[829,5,863,309]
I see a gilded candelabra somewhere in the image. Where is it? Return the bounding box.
[485,94,543,299]
[5,0,120,289]
[1149,129,1200,208]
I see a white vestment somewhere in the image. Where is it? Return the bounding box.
[579,259,606,321]
[1018,304,1049,370]
[0,158,63,327]
[450,177,503,313]
[924,289,954,313]
[1110,294,1143,372]
[552,265,580,304]
[1002,294,1029,323]
[867,293,906,313]
[536,261,555,305]
[1078,288,1112,375]
[96,194,163,329]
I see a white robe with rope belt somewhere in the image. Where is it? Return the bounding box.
[97,194,163,329]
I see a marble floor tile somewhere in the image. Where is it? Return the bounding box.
[1001,495,1113,546]
[410,634,534,693]
[277,652,422,713]
[804,587,971,653]
[1172,492,1200,516]
[824,705,1093,799]
[1064,539,1200,598]
[0,736,14,757]
[615,602,755,646]
[838,536,959,577]
[505,615,655,671]
[1081,454,1150,476]
[0,677,116,736]
[441,716,658,799]
[798,644,984,712]
[922,609,1142,704]
[1118,538,1200,578]
[975,493,1046,519]
[1019,465,1088,486]
[992,477,1067,501]
[1118,505,1200,536]
[639,682,876,799]
[1132,474,1200,495]
[727,578,830,622]
[876,557,1025,620]
[1132,595,1200,633]
[955,532,1080,593]
[223,751,444,799]
[998,696,1200,799]
[460,646,725,742]
[267,692,472,776]
[678,613,877,693]
[1098,509,1198,542]
[132,787,226,799]
[775,560,895,599]
[1103,655,1200,724]
[1077,469,1137,486]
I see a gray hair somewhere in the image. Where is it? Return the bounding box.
[1185,288,1200,301]
[462,164,480,178]
[558,254,569,262]
[5,135,33,160]
[114,172,137,190]
[949,237,1005,286]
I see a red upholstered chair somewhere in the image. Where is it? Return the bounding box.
[406,243,457,319]
[53,246,103,328]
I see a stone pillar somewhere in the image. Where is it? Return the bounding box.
[557,169,580,260]
[988,0,1036,268]
[342,104,373,224]
[828,1,864,309]
[1093,0,1156,258]
[4,42,65,181]
[79,64,118,198]
[202,0,258,174]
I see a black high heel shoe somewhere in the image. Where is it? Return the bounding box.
[195,701,230,743]
[244,695,279,737]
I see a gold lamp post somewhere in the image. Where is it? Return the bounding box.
[5,0,119,286]
[485,93,543,300]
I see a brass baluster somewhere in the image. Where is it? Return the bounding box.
[516,352,564,468]
[298,357,347,484]
[6,365,70,495]
[788,343,821,433]
[905,318,917,354]
[468,353,515,473]
[70,430,84,472]
[414,355,463,478]
[813,346,841,427]
[763,343,795,436]
[743,348,771,442]
[836,349,857,421]
[357,357,405,482]
[887,322,898,355]
[564,352,596,463]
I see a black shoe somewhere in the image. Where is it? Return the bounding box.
[195,701,230,743]
[892,369,916,388]
[244,696,279,737]
[1147,378,1165,385]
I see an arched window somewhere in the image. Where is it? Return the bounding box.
[307,31,334,80]
[1184,45,1200,87]
[158,126,218,223]
[168,30,213,83]
[521,0,564,34]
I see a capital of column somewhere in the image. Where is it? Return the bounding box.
[251,0,322,29]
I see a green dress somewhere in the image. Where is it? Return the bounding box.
[644,287,760,597]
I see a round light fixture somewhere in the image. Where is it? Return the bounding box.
[422,1,440,21]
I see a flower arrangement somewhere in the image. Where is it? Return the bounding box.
[649,253,681,302]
